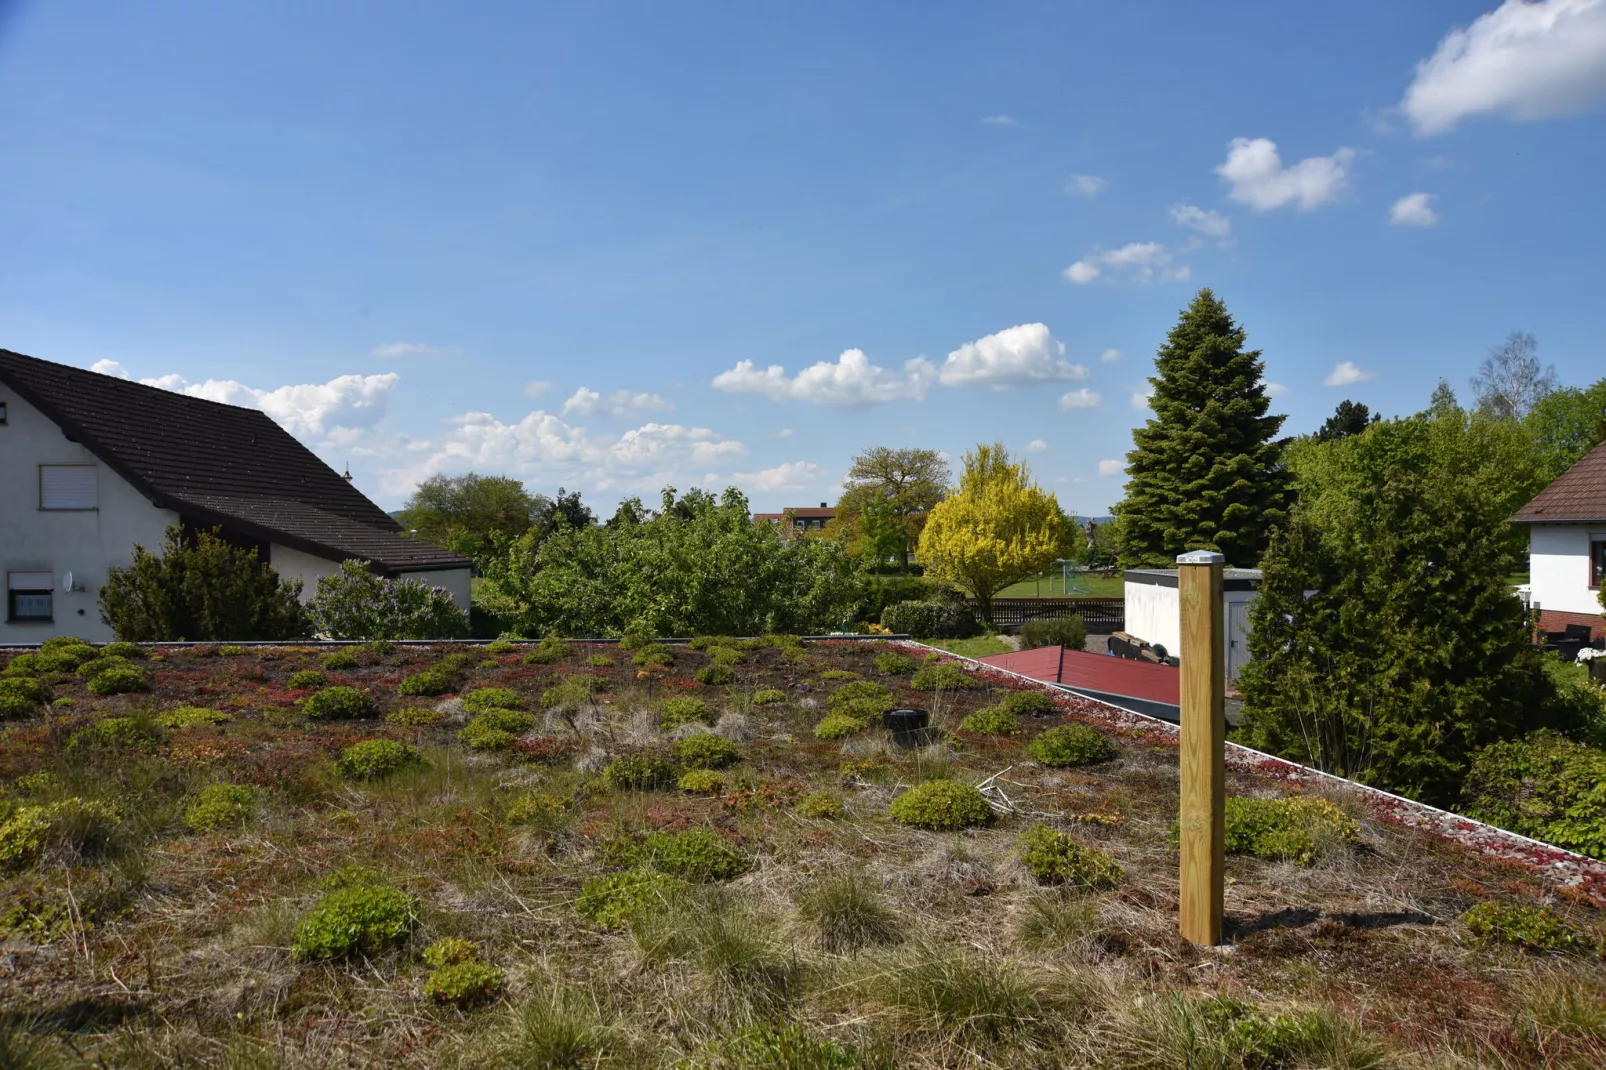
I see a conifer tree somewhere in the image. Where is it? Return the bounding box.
[1113,290,1291,568]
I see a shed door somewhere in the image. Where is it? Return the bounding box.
[1227,601,1253,681]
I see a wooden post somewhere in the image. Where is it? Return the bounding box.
[1177,549,1225,945]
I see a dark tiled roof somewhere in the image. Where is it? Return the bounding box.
[0,348,470,572]
[1513,441,1606,523]
[753,507,837,521]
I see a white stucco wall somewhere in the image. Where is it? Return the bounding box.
[1529,524,1605,615]
[0,391,177,643]
[268,544,472,610]
[399,567,473,608]
[1124,580,1259,679]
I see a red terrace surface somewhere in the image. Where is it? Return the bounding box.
[976,644,1180,706]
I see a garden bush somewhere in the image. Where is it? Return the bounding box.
[305,560,468,640]
[87,664,152,695]
[320,649,358,671]
[484,639,517,654]
[1461,900,1595,954]
[910,662,976,692]
[753,688,787,706]
[1027,725,1115,767]
[796,792,845,819]
[575,868,681,929]
[182,783,257,832]
[1221,796,1360,865]
[157,706,230,728]
[695,663,736,686]
[960,707,1023,736]
[303,685,376,720]
[0,677,48,708]
[336,739,420,780]
[287,670,326,690]
[678,770,725,795]
[671,732,739,769]
[461,687,521,712]
[888,780,994,830]
[0,694,36,720]
[1018,824,1123,889]
[75,655,131,679]
[292,883,417,959]
[1019,616,1087,652]
[101,525,309,641]
[523,636,572,664]
[97,641,144,659]
[873,651,919,675]
[997,690,1059,718]
[1462,731,1606,861]
[67,716,160,751]
[602,753,676,791]
[814,714,873,740]
[879,599,980,640]
[660,697,715,729]
[398,668,456,697]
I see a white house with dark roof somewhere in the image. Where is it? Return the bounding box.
[1512,439,1606,641]
[0,349,471,643]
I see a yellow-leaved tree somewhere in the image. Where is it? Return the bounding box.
[916,442,1071,624]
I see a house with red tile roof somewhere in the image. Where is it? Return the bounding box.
[0,349,471,642]
[1512,440,1606,640]
[752,502,836,540]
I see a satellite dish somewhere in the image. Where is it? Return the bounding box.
[62,571,74,593]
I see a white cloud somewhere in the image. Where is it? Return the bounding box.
[1064,173,1108,198]
[712,349,937,407]
[522,380,552,399]
[1098,459,1126,476]
[937,323,1086,388]
[1059,388,1102,410]
[1402,0,1606,135]
[1100,348,1122,363]
[90,359,129,378]
[1064,242,1189,285]
[982,115,1019,126]
[773,427,795,439]
[731,460,821,492]
[1131,388,1154,410]
[1390,192,1440,227]
[1216,137,1355,211]
[1170,203,1233,238]
[1322,361,1378,387]
[1265,381,1290,397]
[1026,439,1048,453]
[371,341,454,358]
[561,386,674,417]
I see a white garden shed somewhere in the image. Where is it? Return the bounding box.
[1123,567,1263,680]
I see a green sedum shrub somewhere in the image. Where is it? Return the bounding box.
[753,688,788,706]
[98,641,144,659]
[660,697,714,729]
[456,720,517,751]
[910,662,977,692]
[796,792,845,819]
[87,664,152,695]
[522,636,572,664]
[303,685,376,720]
[157,706,230,728]
[542,674,605,710]
[997,690,1059,718]
[1027,725,1115,767]
[1,798,121,871]
[960,707,1023,736]
[1018,825,1123,889]
[1461,900,1596,954]
[472,708,536,733]
[873,651,919,675]
[293,883,417,959]
[828,680,894,709]
[671,733,739,769]
[888,780,994,830]
[708,646,745,667]
[321,649,358,671]
[423,935,478,967]
[218,644,252,657]
[286,670,326,690]
[815,713,875,740]
[484,639,517,655]
[68,716,160,751]
[506,792,568,826]
[182,783,257,832]
[695,663,736,686]
[818,669,859,681]
[603,753,676,791]
[425,959,506,1009]
[588,654,615,668]
[678,769,726,795]
[386,706,442,727]
[462,687,521,712]
[631,642,677,668]
[1214,796,1360,866]
[398,668,456,697]
[626,829,750,882]
[75,655,131,679]
[575,868,682,929]
[337,739,420,780]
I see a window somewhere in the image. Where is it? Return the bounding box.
[1591,538,1606,589]
[7,572,53,622]
[39,464,96,510]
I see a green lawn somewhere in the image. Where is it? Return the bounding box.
[915,635,1013,658]
[996,571,1123,598]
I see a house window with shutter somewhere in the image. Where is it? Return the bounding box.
[7,572,53,622]
[39,464,96,510]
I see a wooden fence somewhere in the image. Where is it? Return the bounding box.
[978,597,1124,632]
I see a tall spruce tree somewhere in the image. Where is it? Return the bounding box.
[1113,289,1291,568]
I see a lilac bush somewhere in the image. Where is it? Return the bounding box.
[307,560,469,640]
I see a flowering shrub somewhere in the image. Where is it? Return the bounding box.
[306,560,468,641]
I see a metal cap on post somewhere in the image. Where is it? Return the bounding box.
[1176,549,1226,946]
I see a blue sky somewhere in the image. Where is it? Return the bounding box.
[3,1,1605,515]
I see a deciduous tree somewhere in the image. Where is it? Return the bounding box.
[1113,289,1291,568]
[1472,330,1556,420]
[399,473,547,565]
[836,447,950,574]
[916,443,1070,623]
